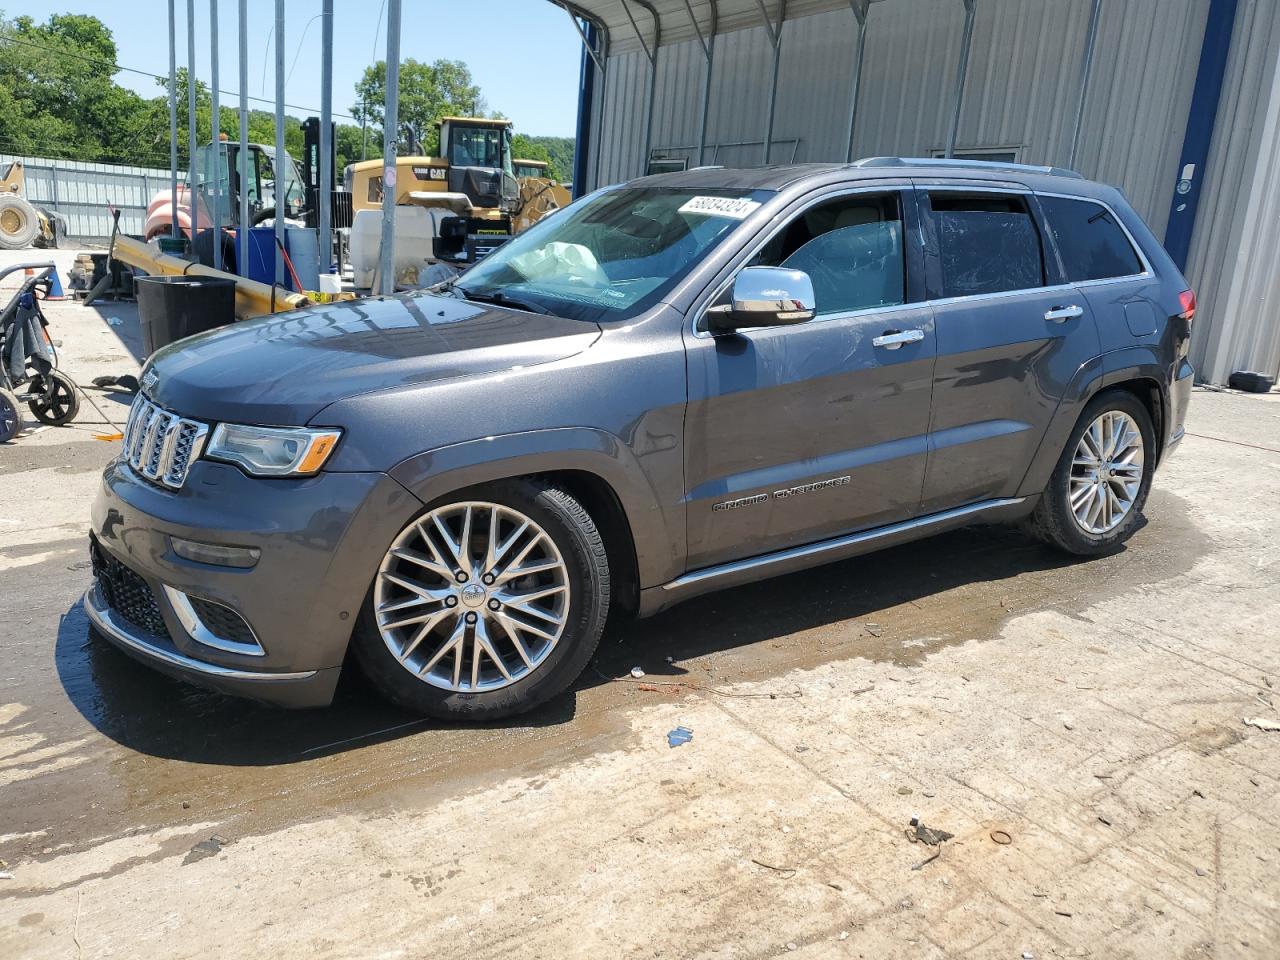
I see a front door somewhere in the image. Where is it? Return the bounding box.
[682,187,936,571]
[915,185,1102,514]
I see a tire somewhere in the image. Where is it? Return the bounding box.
[352,479,611,721]
[0,194,40,250]
[1026,390,1156,555]
[28,370,80,426]
[0,388,22,442]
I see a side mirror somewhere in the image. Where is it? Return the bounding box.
[703,266,816,334]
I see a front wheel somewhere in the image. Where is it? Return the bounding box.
[352,479,611,720]
[1027,391,1156,555]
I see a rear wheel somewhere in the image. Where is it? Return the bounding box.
[1027,391,1155,555]
[352,479,610,720]
[28,370,79,426]
[0,388,21,442]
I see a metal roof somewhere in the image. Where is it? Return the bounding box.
[550,1,897,55]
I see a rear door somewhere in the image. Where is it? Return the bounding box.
[682,184,936,570]
[1034,192,1159,355]
[915,183,1102,514]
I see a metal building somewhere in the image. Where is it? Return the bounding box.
[554,0,1280,386]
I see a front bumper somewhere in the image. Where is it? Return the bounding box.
[87,456,423,707]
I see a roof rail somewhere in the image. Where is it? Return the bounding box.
[850,156,1084,180]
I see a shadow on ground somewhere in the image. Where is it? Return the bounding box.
[53,506,1205,769]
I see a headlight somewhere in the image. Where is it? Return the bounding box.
[206,423,341,477]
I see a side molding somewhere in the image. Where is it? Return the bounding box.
[639,496,1032,618]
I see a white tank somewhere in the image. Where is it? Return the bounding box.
[349,206,451,290]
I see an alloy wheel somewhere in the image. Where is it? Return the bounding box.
[1068,410,1144,535]
[373,502,571,692]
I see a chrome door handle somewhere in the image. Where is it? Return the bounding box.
[1045,304,1084,323]
[872,329,925,350]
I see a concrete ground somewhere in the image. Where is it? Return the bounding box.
[1,245,1278,959]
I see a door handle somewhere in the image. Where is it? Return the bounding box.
[872,329,925,350]
[1045,304,1084,323]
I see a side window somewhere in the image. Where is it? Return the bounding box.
[1038,195,1144,282]
[755,193,906,316]
[929,192,1045,298]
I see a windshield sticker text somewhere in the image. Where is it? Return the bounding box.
[679,196,763,220]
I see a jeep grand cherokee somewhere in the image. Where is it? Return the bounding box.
[87,158,1196,719]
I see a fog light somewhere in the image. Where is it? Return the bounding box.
[170,537,261,569]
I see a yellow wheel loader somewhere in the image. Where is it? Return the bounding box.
[0,161,67,250]
[510,158,572,234]
[344,118,570,269]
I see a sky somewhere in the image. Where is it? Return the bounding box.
[15,0,585,136]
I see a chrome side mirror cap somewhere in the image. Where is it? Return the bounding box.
[703,266,816,334]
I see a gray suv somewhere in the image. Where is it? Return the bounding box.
[87,158,1196,720]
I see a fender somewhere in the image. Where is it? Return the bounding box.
[1016,345,1171,498]
[387,426,685,589]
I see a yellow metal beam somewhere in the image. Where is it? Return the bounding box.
[112,235,312,319]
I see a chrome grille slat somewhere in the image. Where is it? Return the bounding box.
[121,394,209,490]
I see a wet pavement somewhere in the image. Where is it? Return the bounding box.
[1,251,1277,958]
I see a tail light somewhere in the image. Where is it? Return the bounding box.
[1178,288,1197,323]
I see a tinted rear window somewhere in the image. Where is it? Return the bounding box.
[930,193,1045,298]
[1039,196,1144,282]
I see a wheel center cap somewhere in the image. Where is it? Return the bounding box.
[460,583,487,608]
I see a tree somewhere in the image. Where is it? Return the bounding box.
[0,13,132,162]
[514,136,576,184]
[511,134,559,181]
[352,58,483,156]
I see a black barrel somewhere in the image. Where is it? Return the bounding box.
[135,275,236,356]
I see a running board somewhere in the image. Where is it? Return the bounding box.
[638,497,1031,618]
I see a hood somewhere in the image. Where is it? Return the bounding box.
[144,291,602,425]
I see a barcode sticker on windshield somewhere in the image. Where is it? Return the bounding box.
[678,196,762,220]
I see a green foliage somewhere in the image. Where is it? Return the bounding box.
[352,58,483,156]
[516,136,576,184]
[0,13,569,187]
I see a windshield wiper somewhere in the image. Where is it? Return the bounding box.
[453,286,551,315]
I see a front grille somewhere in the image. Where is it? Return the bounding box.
[90,538,169,639]
[122,394,209,490]
[189,597,257,646]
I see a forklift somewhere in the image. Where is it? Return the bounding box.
[343,117,520,265]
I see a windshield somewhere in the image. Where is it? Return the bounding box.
[455,187,775,322]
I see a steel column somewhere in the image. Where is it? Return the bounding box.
[564,6,610,190]
[1068,0,1103,170]
[1164,0,1241,270]
[319,0,334,277]
[186,0,198,245]
[209,0,222,269]
[274,0,286,286]
[945,0,977,159]
[756,0,787,166]
[845,0,869,162]
[620,0,660,177]
[238,0,249,275]
[168,0,179,240]
[682,0,717,168]
[379,0,402,296]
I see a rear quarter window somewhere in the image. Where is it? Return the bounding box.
[929,193,1045,298]
[1038,195,1144,282]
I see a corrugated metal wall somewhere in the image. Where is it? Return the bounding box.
[592,0,1207,234]
[0,154,173,240]
[1183,0,1280,383]
[584,0,1280,381]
